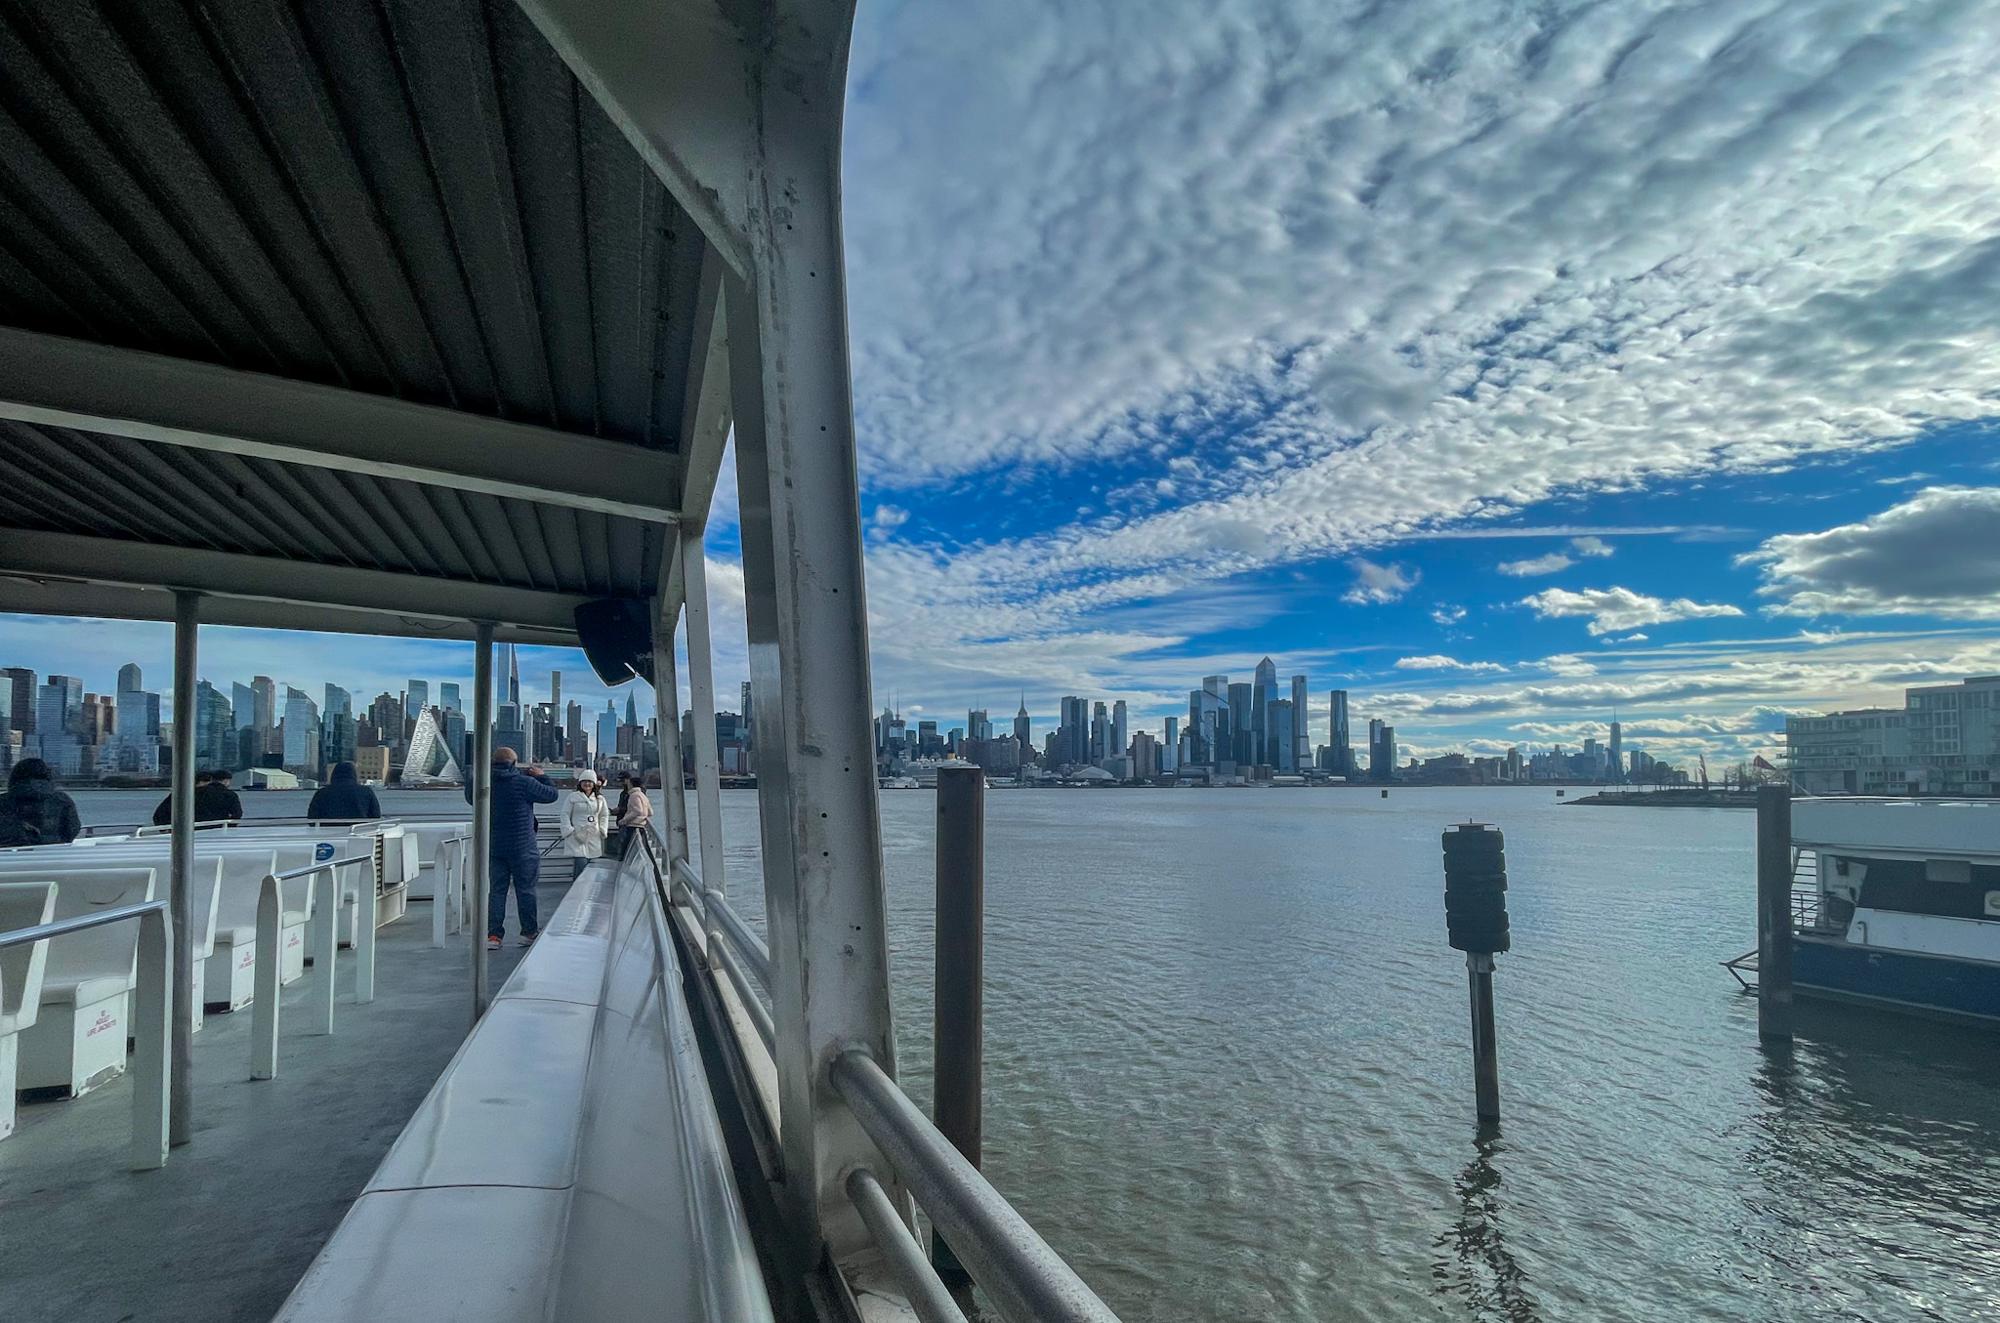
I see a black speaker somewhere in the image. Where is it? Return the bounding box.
[574,598,655,685]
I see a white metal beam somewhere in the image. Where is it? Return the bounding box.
[0,328,682,524]
[0,530,595,633]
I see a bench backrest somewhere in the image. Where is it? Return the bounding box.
[8,869,157,992]
[1,851,234,954]
[0,880,59,1028]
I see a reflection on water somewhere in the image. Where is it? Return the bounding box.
[1432,1129,1542,1323]
[71,788,2000,1321]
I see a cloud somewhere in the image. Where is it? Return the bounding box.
[1395,655,1507,673]
[1341,558,1419,605]
[1498,552,1575,577]
[1520,587,1744,636]
[1430,604,1467,626]
[1569,536,1615,559]
[1742,487,2000,620]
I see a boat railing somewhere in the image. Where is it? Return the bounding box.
[249,853,376,1080]
[631,827,1118,1323]
[0,898,170,1169]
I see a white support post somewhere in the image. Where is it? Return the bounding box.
[724,37,902,1258]
[354,857,378,1005]
[471,624,495,1020]
[653,630,691,871]
[251,875,283,1080]
[131,906,171,1171]
[682,533,728,914]
[167,589,198,1147]
[311,868,338,1035]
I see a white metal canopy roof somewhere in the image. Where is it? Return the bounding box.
[0,0,731,643]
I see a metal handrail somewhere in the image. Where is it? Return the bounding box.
[845,1167,968,1323]
[709,936,776,1054]
[830,1049,1119,1323]
[0,896,166,948]
[249,853,378,1078]
[0,897,172,1170]
[704,888,772,988]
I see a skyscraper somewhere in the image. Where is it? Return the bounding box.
[1111,700,1128,761]
[1252,657,1277,767]
[323,684,356,768]
[232,681,255,729]
[1328,690,1351,776]
[1270,699,1295,772]
[548,672,560,712]
[1013,698,1031,751]
[1228,682,1253,766]
[282,687,321,774]
[1,667,34,736]
[36,675,82,746]
[1059,696,1088,766]
[1608,719,1624,785]
[195,680,233,769]
[407,679,430,714]
[440,682,461,713]
[1090,702,1110,764]
[1290,674,1310,767]
[114,662,160,773]
[252,675,278,754]
[503,644,520,707]
[596,700,618,762]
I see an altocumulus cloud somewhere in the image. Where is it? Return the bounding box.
[1342,558,1419,605]
[839,0,2000,628]
[1520,587,1743,636]
[1743,487,2000,620]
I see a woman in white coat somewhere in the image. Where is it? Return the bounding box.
[555,775,612,879]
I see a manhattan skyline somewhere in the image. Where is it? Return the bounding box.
[5,3,2000,764]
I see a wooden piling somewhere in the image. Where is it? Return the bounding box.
[933,764,985,1286]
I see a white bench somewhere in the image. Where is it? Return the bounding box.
[403,823,471,901]
[12,868,156,1098]
[2,848,242,1025]
[0,880,58,1141]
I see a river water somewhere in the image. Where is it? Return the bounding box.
[73,786,2000,1321]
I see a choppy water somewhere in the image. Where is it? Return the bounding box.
[76,786,2000,1321]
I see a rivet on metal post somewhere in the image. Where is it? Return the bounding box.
[933,763,985,1288]
[1443,823,1509,1124]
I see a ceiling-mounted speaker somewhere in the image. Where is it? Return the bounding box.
[574,598,655,686]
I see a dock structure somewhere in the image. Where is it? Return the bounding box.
[0,3,1116,1320]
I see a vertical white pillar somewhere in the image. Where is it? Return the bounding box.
[167,589,198,1147]
[726,47,901,1255]
[682,531,727,904]
[471,623,495,1020]
[653,629,690,868]
[131,907,171,1170]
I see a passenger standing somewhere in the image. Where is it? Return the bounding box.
[462,747,559,949]
[0,758,82,846]
[554,775,611,879]
[308,761,382,821]
[616,771,654,849]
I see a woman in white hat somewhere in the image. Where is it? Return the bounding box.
[555,774,612,879]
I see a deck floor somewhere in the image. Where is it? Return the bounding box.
[1,881,570,1323]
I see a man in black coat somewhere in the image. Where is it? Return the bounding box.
[308,761,381,821]
[462,747,559,949]
[152,769,246,826]
[0,758,82,846]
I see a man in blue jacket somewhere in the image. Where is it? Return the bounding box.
[463,747,560,949]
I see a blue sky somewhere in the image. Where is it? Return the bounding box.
[7,0,2000,767]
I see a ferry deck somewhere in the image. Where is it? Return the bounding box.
[0,3,1118,1319]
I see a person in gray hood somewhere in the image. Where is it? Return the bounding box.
[308,761,381,821]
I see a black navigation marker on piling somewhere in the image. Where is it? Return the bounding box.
[1443,824,1509,1123]
[932,763,986,1288]
[1755,785,1794,1041]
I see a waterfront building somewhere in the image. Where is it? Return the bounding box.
[1269,699,1295,773]
[352,745,391,784]
[1290,675,1309,768]
[1228,682,1254,766]
[1,666,34,737]
[1608,720,1624,785]
[114,662,161,774]
[1329,689,1351,776]
[1252,657,1277,767]
[1060,695,1089,766]
[194,680,233,770]
[252,675,277,753]
[282,687,321,776]
[1786,674,2000,795]
[1090,702,1111,765]
[1131,730,1160,781]
[1162,716,1179,774]
[1112,700,1128,764]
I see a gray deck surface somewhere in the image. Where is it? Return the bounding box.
[1,881,570,1323]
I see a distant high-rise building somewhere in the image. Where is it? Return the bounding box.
[548,672,560,712]
[1090,702,1111,765]
[1111,700,1128,761]
[440,682,461,713]
[1,667,35,736]
[1252,658,1277,766]
[1290,675,1310,767]
[1270,699,1295,773]
[1328,690,1351,776]
[36,675,82,755]
[596,701,618,765]
[1607,720,1624,785]
[503,644,520,707]
[1228,682,1254,766]
[1059,696,1089,766]
[1013,698,1031,752]
[114,662,161,774]
[1162,716,1179,774]
[323,684,356,768]
[407,680,430,714]
[194,680,233,769]
[1368,720,1396,782]
[283,687,321,775]
[252,675,277,743]
[624,691,639,729]
[232,681,255,730]
[967,708,992,742]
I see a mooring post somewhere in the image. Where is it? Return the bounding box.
[1755,784,1794,1040]
[1443,824,1509,1124]
[933,763,985,1286]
